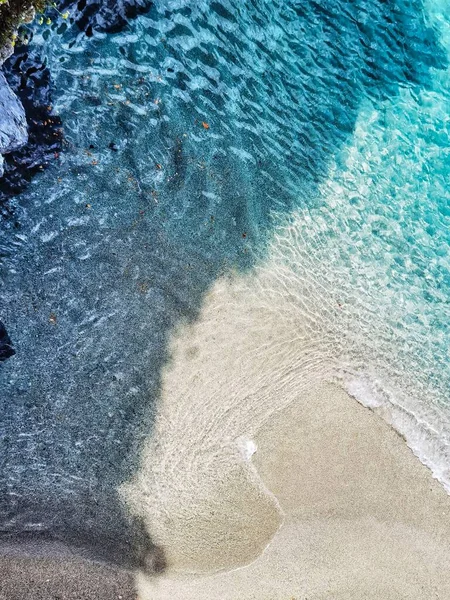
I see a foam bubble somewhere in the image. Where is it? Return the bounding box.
[236,437,258,461]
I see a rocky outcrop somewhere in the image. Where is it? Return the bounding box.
[0,43,63,207]
[0,0,151,214]
[0,72,27,179]
[0,0,38,65]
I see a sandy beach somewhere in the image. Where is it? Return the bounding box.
[137,381,450,599]
[4,383,450,600]
[3,365,450,600]
[3,262,450,600]
[107,213,450,600]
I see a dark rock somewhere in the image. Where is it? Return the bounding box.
[58,0,152,36]
[0,320,15,362]
[0,72,27,178]
[0,42,63,214]
[0,0,154,216]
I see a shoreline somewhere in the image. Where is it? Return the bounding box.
[343,371,450,494]
[2,380,450,599]
[118,248,450,596]
[137,381,450,599]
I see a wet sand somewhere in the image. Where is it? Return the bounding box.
[0,554,136,600]
[137,382,450,599]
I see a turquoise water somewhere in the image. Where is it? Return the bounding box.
[1,0,450,561]
[304,1,450,488]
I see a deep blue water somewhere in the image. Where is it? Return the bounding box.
[1,0,449,565]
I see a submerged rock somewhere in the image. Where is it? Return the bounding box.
[0,43,63,211]
[0,320,15,362]
[0,72,27,178]
[0,0,152,213]
[57,0,152,35]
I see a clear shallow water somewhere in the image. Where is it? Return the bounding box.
[1,0,450,563]
[304,0,450,488]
